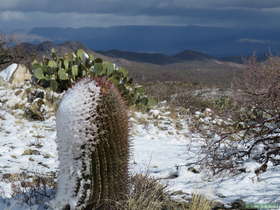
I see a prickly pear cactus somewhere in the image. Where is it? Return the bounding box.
[55,77,129,210]
[32,49,155,111]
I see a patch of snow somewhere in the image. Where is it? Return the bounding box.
[130,110,280,204]
[149,109,160,118]
[0,64,18,82]
[0,83,279,209]
[195,111,202,116]
[84,52,89,59]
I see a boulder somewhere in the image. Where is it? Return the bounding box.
[0,63,31,86]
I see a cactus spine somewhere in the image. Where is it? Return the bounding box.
[55,77,129,210]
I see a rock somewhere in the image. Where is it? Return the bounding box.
[27,89,45,103]
[231,199,246,209]
[10,64,31,86]
[14,89,23,96]
[150,109,160,118]
[212,201,226,210]
[187,167,200,174]
[0,63,31,86]
[22,149,40,155]
[24,98,45,121]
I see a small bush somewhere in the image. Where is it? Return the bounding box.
[124,174,173,210]
[143,81,239,117]
[190,194,213,210]
[201,56,280,175]
[115,174,214,210]
[0,34,28,68]
[4,172,55,207]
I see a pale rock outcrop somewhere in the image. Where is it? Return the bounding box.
[0,63,31,86]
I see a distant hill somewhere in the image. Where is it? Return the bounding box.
[29,25,280,57]
[97,49,214,65]
[97,50,175,65]
[1,41,91,70]
[13,41,86,56]
[173,50,214,61]
[220,54,271,63]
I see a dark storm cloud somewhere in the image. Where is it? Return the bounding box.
[1,0,280,31]
[2,0,280,14]
[213,0,280,9]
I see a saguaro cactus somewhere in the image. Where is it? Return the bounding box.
[55,77,129,210]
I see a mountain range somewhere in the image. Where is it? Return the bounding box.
[28,25,280,57]
[97,49,215,65]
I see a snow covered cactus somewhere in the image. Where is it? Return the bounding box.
[55,77,129,209]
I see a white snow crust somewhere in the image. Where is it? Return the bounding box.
[0,81,279,209]
[0,64,18,81]
[55,78,101,209]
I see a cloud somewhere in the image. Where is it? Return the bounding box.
[1,0,280,32]
[9,33,50,43]
[0,11,191,32]
[1,0,280,14]
[0,11,26,21]
[238,39,271,44]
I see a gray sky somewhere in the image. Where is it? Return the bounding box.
[1,0,280,32]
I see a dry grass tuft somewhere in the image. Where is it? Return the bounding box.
[190,194,213,210]
[124,174,174,210]
[114,174,213,210]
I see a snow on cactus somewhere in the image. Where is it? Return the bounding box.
[55,77,129,210]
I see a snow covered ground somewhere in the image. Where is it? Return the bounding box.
[0,81,279,209]
[131,110,280,204]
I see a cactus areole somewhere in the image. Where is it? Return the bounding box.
[55,77,129,210]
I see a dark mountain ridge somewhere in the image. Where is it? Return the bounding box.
[13,41,218,65]
[97,49,214,65]
[29,25,280,57]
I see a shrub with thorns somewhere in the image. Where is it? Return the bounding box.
[0,33,35,68]
[201,56,280,176]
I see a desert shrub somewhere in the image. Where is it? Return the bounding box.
[31,48,155,110]
[201,56,280,175]
[143,81,198,103]
[0,34,14,67]
[115,174,212,210]
[172,94,213,113]
[144,81,208,104]
[0,34,27,68]
[144,81,239,119]
[4,172,55,207]
[123,174,175,210]
[234,56,280,111]
[143,81,210,112]
[189,194,213,210]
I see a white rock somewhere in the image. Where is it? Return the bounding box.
[195,111,202,116]
[0,63,18,81]
[150,109,160,118]
[11,64,32,86]
[0,63,31,86]
[84,52,89,59]
[204,108,213,116]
